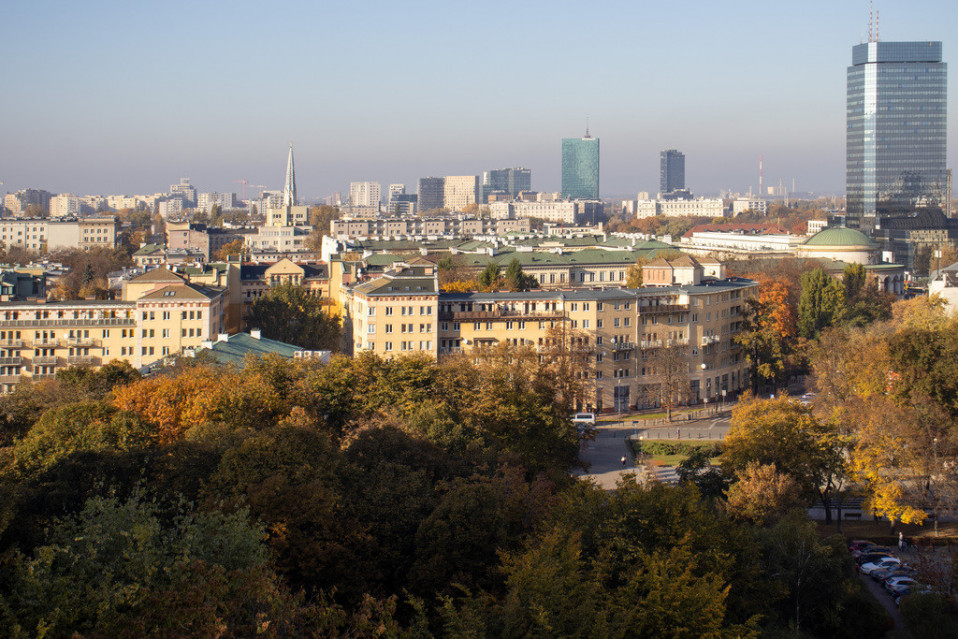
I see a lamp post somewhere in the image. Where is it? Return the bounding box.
[934,437,940,536]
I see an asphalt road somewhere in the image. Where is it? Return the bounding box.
[575,413,731,489]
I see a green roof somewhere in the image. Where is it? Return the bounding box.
[803,228,877,247]
[200,332,313,366]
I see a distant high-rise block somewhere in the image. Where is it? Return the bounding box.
[418,177,445,213]
[561,134,600,200]
[660,149,685,195]
[443,176,478,212]
[480,168,532,202]
[350,182,382,207]
[846,41,947,231]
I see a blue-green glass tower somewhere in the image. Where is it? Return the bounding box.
[561,130,600,200]
[847,41,947,231]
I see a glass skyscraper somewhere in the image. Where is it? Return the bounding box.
[846,41,947,231]
[561,134,600,200]
[660,149,685,194]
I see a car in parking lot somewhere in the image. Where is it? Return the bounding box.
[873,566,915,583]
[857,550,895,566]
[886,576,917,596]
[861,557,901,575]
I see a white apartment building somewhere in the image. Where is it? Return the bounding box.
[158,198,184,219]
[635,198,727,219]
[49,194,81,218]
[0,217,117,252]
[350,182,382,208]
[443,176,478,212]
[488,200,602,225]
[732,198,768,216]
[197,192,238,213]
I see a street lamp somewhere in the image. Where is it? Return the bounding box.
[933,437,940,536]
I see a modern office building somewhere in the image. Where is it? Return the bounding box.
[561,132,600,200]
[170,178,197,207]
[480,168,532,202]
[846,41,948,232]
[660,149,686,195]
[418,177,445,213]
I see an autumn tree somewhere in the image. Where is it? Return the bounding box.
[504,258,538,292]
[647,342,691,421]
[723,395,846,523]
[726,462,805,526]
[214,238,246,261]
[736,276,797,392]
[246,283,341,351]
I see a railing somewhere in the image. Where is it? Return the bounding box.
[60,338,98,347]
[637,304,687,314]
[701,335,720,346]
[0,340,23,348]
[640,339,663,349]
[0,375,22,383]
[33,340,57,347]
[612,341,636,351]
[0,357,22,365]
[32,356,59,365]
[0,317,134,328]
[439,309,564,322]
[67,356,98,366]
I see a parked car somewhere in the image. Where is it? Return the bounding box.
[874,566,915,583]
[853,545,892,559]
[857,551,895,565]
[861,557,901,575]
[886,577,917,595]
[848,539,875,552]
[572,412,596,426]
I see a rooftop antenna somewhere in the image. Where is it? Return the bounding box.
[868,1,874,43]
[876,9,879,42]
[585,116,590,138]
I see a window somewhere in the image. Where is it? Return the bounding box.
[367,307,375,316]
[624,318,631,327]
[385,341,392,351]
[385,324,393,334]
[582,320,590,329]
[385,307,393,316]
[367,325,376,334]
[614,318,620,328]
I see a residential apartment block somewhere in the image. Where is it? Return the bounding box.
[0,217,118,253]
[0,268,227,391]
[329,216,531,239]
[342,264,757,411]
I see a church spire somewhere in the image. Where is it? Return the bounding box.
[283,142,297,206]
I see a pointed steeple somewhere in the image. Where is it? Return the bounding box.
[283,143,297,206]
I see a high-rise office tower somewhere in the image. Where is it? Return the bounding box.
[418,177,445,213]
[846,41,947,231]
[561,130,600,200]
[350,182,382,207]
[480,168,532,202]
[660,149,686,195]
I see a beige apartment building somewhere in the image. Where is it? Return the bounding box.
[0,268,227,391]
[443,176,478,212]
[0,217,118,253]
[342,265,757,411]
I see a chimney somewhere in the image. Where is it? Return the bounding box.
[250,329,261,339]
[217,333,229,342]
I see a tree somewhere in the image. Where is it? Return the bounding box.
[840,263,893,328]
[648,343,691,421]
[797,268,845,339]
[736,277,797,393]
[726,462,805,526]
[477,262,500,290]
[246,283,341,351]
[214,238,245,261]
[306,205,341,251]
[504,258,537,292]
[723,395,845,524]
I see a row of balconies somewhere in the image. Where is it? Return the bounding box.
[438,309,565,322]
[0,317,135,328]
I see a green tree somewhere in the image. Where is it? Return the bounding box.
[504,258,537,292]
[726,462,804,526]
[797,267,845,339]
[478,262,500,289]
[246,283,341,351]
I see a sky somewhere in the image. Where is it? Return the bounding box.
[2,0,958,201]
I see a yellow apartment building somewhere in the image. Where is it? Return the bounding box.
[342,265,757,412]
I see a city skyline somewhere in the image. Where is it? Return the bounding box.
[3,1,958,199]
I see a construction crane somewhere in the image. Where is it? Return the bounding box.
[234,179,250,202]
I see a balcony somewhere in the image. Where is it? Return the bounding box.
[60,337,98,347]
[67,356,98,366]
[701,335,721,346]
[438,309,564,322]
[611,341,636,351]
[33,340,58,347]
[0,375,22,384]
[0,340,23,348]
[638,304,687,314]
[0,356,22,366]
[32,356,59,365]
[0,317,135,328]
[640,339,663,349]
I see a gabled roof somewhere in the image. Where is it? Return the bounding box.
[129,267,185,283]
[138,282,221,301]
[199,332,313,366]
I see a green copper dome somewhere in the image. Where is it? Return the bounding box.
[803,227,877,247]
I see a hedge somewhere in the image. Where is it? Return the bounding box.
[637,440,722,457]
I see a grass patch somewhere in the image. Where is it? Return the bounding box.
[629,439,722,466]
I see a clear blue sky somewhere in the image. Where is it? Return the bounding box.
[2,0,957,200]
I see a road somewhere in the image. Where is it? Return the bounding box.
[575,412,731,489]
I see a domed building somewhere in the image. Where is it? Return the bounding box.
[795,227,879,265]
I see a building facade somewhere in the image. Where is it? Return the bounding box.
[846,41,947,231]
[561,134,600,200]
[443,176,478,212]
[660,149,686,195]
[350,182,382,208]
[417,177,445,213]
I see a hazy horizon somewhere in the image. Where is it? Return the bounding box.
[2,0,956,201]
